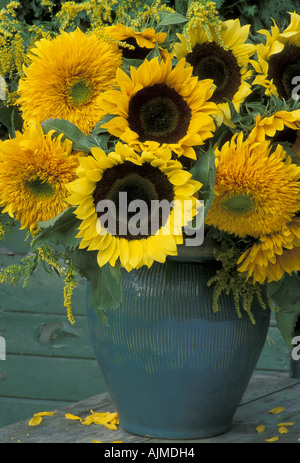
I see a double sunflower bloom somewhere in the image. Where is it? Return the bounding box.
[0,15,300,285]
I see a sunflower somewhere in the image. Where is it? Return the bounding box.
[248,109,300,161]
[17,28,122,135]
[237,216,300,283]
[172,19,256,127]
[205,133,300,238]
[66,142,202,271]
[99,57,217,160]
[0,124,81,233]
[103,22,169,60]
[251,12,300,99]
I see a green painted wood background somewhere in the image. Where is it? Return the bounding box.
[0,227,293,429]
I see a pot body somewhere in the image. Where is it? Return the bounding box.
[86,259,270,439]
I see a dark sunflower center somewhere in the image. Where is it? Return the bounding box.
[25,177,55,197]
[120,36,151,60]
[185,42,241,104]
[268,44,300,99]
[128,83,191,144]
[93,161,175,240]
[68,78,93,106]
[267,126,298,145]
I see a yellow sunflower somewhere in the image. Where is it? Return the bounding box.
[103,22,169,60]
[172,18,256,127]
[205,132,300,238]
[17,28,122,135]
[0,124,81,233]
[251,12,300,99]
[98,57,217,160]
[66,142,202,271]
[248,109,300,162]
[237,216,300,283]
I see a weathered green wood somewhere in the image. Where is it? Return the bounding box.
[0,397,72,428]
[255,326,291,372]
[0,311,95,358]
[0,374,299,443]
[0,354,106,402]
[0,254,87,316]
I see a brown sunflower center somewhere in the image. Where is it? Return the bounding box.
[267,44,300,99]
[25,176,55,197]
[93,161,175,240]
[127,83,192,144]
[267,126,298,146]
[185,42,241,104]
[67,77,94,107]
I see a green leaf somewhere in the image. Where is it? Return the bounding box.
[145,42,161,60]
[65,248,122,317]
[267,273,300,347]
[190,146,216,217]
[32,207,82,251]
[158,11,188,26]
[41,118,101,152]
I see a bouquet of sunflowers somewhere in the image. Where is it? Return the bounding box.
[0,0,299,347]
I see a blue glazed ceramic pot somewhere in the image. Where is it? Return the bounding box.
[86,257,270,439]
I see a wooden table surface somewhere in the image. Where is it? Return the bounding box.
[1,373,300,444]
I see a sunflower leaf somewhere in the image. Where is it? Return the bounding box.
[32,207,81,251]
[190,145,216,217]
[158,11,188,26]
[41,118,101,152]
[267,273,300,347]
[65,248,122,316]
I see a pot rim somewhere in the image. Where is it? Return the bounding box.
[167,237,220,263]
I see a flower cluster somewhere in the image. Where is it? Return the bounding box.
[0,1,299,339]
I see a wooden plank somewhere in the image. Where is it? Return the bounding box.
[0,397,72,428]
[0,311,95,358]
[241,373,300,404]
[255,326,291,372]
[0,374,299,443]
[0,354,106,402]
[0,393,144,444]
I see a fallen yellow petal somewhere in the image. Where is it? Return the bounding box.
[256,424,266,433]
[276,422,295,427]
[278,426,289,434]
[81,411,119,430]
[93,440,122,444]
[265,436,279,442]
[65,413,83,422]
[269,407,286,414]
[28,411,56,426]
[28,416,42,426]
